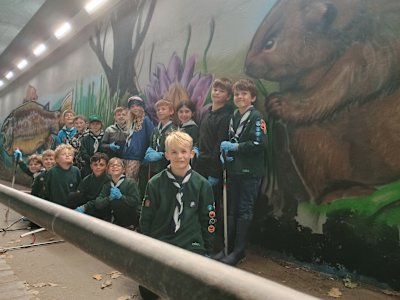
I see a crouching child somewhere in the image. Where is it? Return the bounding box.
[76,157,140,228]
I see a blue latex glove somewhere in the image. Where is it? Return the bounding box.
[145,147,164,162]
[75,206,85,213]
[220,152,234,164]
[193,146,199,158]
[14,149,22,161]
[110,187,122,200]
[109,142,120,152]
[207,176,219,187]
[220,141,239,152]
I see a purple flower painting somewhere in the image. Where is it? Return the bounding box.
[145,52,213,123]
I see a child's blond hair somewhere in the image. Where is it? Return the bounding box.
[54,144,75,159]
[155,99,174,110]
[108,157,125,169]
[42,149,55,159]
[62,109,75,119]
[165,130,193,151]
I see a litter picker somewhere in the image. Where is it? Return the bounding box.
[222,151,229,256]
[5,149,20,222]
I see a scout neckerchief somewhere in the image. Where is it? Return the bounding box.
[111,175,125,188]
[116,122,127,132]
[62,126,76,144]
[155,120,172,151]
[89,129,104,153]
[229,106,254,142]
[179,119,197,129]
[166,165,192,232]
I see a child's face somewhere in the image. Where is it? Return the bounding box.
[177,106,193,124]
[63,112,75,126]
[28,160,42,173]
[156,105,173,122]
[108,162,125,177]
[56,150,74,166]
[74,118,87,133]
[42,156,56,170]
[115,110,127,125]
[91,159,107,177]
[89,121,102,133]
[211,87,230,106]
[130,104,143,117]
[234,89,256,112]
[165,144,194,173]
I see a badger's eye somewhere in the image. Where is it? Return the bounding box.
[263,39,275,50]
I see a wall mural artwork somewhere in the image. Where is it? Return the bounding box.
[245,0,400,288]
[0,0,399,288]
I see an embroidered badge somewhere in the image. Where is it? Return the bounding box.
[209,211,216,218]
[208,225,215,233]
[190,201,196,208]
[144,199,151,207]
[207,204,214,211]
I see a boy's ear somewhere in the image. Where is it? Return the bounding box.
[164,151,170,161]
[190,150,195,159]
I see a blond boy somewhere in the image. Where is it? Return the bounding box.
[45,144,81,207]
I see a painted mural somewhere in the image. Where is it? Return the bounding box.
[0,0,399,288]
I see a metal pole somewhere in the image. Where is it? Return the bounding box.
[0,184,318,300]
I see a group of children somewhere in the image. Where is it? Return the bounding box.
[13,77,266,299]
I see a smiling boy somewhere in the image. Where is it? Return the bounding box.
[139,130,215,299]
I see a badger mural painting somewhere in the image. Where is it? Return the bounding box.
[245,0,400,207]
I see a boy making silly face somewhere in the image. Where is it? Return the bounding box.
[108,158,125,182]
[164,132,195,177]
[55,145,75,170]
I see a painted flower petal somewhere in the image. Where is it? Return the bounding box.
[186,74,200,96]
[191,74,213,109]
[167,52,183,83]
[180,55,196,88]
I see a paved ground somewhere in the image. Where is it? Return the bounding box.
[0,179,399,299]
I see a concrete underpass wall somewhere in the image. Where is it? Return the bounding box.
[0,0,399,288]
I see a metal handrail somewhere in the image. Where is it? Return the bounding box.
[0,184,319,300]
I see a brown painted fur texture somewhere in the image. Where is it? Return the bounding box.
[245,0,400,203]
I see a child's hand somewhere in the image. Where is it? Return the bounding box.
[13,149,22,161]
[110,187,122,200]
[193,146,199,158]
[207,176,219,186]
[109,142,120,152]
[145,147,163,162]
[220,141,238,152]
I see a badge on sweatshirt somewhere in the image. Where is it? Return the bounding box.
[144,199,151,207]
[260,119,267,134]
[190,201,196,208]
[208,225,215,233]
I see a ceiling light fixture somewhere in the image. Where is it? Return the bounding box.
[85,0,108,14]
[0,80,4,87]
[33,43,47,56]
[54,22,72,39]
[5,71,14,80]
[17,59,28,70]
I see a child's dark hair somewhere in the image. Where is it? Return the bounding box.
[212,78,233,97]
[233,79,258,99]
[176,100,196,113]
[90,152,109,164]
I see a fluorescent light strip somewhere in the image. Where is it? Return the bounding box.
[54,22,72,39]
[85,0,108,14]
[5,71,14,80]
[33,43,47,56]
[17,59,28,70]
